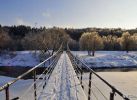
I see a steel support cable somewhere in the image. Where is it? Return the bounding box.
[66,45,98,100]
[68,53,108,100]
[68,54,107,99]
[48,53,86,100]
[19,65,54,99]
[37,54,61,99]
[51,54,66,100]
[36,65,55,91]
[65,54,78,100]
[36,63,57,99]
[73,62,98,100]
[77,63,108,99]
[37,63,87,99]
[19,54,60,99]
[66,54,87,100]
[32,67,55,100]
[68,61,79,100]
[36,57,58,88]
[36,66,56,100]
[74,61,108,100]
[0,50,61,93]
[74,67,98,100]
[68,51,130,100]
[37,53,62,99]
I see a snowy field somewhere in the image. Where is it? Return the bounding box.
[72,51,137,68]
[1,51,137,68]
[0,71,137,100]
[0,51,52,67]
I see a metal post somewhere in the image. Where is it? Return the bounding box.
[88,72,92,100]
[5,85,9,100]
[80,71,84,89]
[43,73,47,89]
[33,69,37,100]
[110,90,115,100]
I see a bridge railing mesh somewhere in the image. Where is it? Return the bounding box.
[0,45,63,100]
[67,46,130,100]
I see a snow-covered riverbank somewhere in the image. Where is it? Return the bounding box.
[0,51,52,67]
[72,51,137,68]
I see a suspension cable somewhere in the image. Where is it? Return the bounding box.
[19,52,61,99]
[68,52,109,100]
[68,50,130,100]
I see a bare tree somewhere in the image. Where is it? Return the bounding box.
[80,32,103,56]
[132,33,137,50]
[46,28,69,55]
[0,29,12,52]
[120,32,135,53]
[102,35,120,50]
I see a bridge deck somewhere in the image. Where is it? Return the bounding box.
[39,51,87,100]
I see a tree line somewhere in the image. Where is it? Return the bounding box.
[0,25,69,54]
[0,24,137,54]
[79,32,137,56]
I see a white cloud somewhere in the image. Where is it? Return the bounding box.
[15,18,32,26]
[42,11,51,18]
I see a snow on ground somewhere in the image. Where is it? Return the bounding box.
[1,50,137,68]
[0,51,137,100]
[72,51,137,67]
[39,52,87,100]
[0,51,52,67]
[0,52,87,100]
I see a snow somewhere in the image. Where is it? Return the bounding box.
[0,52,87,100]
[1,50,137,68]
[0,51,137,100]
[0,51,51,67]
[39,51,87,100]
[72,51,137,68]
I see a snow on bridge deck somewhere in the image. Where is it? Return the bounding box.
[39,51,87,100]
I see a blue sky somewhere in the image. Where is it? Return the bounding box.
[0,0,137,29]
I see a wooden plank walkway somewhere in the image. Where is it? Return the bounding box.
[39,51,87,100]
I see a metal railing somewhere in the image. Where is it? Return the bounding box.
[67,48,130,100]
[0,45,63,100]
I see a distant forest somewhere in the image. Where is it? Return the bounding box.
[0,24,137,52]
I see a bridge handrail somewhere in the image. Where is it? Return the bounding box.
[67,47,129,100]
[0,45,62,92]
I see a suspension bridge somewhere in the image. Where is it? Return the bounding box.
[0,45,130,100]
